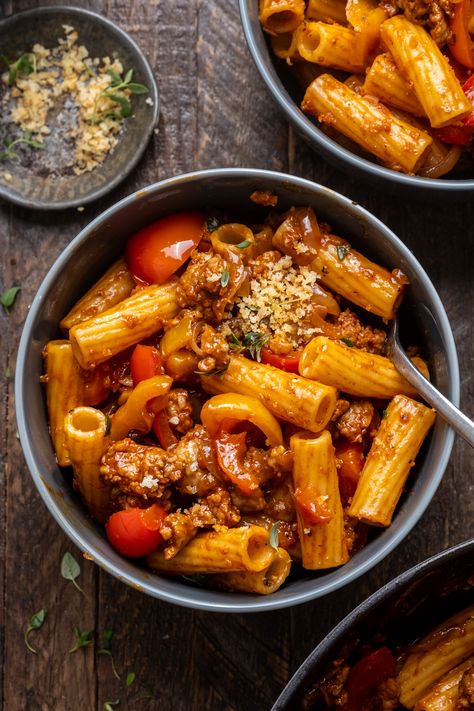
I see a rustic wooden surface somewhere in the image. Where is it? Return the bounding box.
[1,1,473,709]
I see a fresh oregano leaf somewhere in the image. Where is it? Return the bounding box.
[0,285,21,311]
[104,700,120,710]
[126,672,136,687]
[98,629,121,680]
[220,268,230,288]
[206,216,220,232]
[336,245,349,262]
[69,627,94,654]
[235,240,251,249]
[269,522,280,550]
[61,551,85,595]
[127,82,148,94]
[24,608,47,654]
[340,337,354,347]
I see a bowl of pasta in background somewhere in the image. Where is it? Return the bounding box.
[16,168,459,612]
[239,1,474,193]
[271,538,474,709]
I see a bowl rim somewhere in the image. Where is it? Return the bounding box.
[15,167,459,612]
[239,0,474,193]
[271,537,474,709]
[0,5,159,211]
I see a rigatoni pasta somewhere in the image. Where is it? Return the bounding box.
[43,204,437,596]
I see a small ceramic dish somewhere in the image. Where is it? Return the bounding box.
[0,6,159,210]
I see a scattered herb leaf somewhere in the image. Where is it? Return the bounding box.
[228,332,243,351]
[4,366,11,379]
[0,132,43,161]
[91,67,148,123]
[235,240,251,249]
[242,331,269,362]
[220,268,230,288]
[206,216,220,232]
[69,627,94,654]
[104,701,120,711]
[336,245,349,262]
[98,629,121,680]
[382,408,388,420]
[61,551,85,595]
[0,285,21,312]
[194,365,228,377]
[24,608,47,654]
[126,672,136,687]
[340,337,354,347]
[269,522,280,550]
[104,414,112,436]
[6,52,35,85]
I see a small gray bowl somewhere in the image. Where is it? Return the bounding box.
[272,538,474,709]
[0,6,159,210]
[16,168,459,612]
[239,0,474,194]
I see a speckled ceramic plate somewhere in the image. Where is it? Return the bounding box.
[0,6,159,210]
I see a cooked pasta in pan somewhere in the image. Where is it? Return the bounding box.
[259,0,474,178]
[42,205,436,595]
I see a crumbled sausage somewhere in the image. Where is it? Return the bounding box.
[335,400,375,443]
[167,389,194,435]
[329,309,387,355]
[381,0,455,45]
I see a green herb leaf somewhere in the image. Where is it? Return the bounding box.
[206,216,220,232]
[124,68,134,84]
[269,522,280,550]
[242,331,269,362]
[127,82,149,94]
[220,268,230,288]
[336,245,349,262]
[228,332,242,351]
[340,337,354,347]
[8,53,34,85]
[98,629,121,680]
[104,414,111,436]
[104,92,132,118]
[4,366,12,379]
[126,672,136,687]
[24,608,47,654]
[0,285,20,312]
[69,627,94,654]
[382,407,388,420]
[108,68,122,85]
[61,551,85,595]
[104,701,120,711]
[235,240,251,249]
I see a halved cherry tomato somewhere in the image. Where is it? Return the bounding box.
[130,344,164,386]
[450,0,474,69]
[294,487,333,525]
[153,409,178,450]
[335,442,365,504]
[125,211,205,285]
[261,347,300,373]
[106,504,167,557]
[343,647,395,711]
[214,430,261,496]
[432,124,474,145]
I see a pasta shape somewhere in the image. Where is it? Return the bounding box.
[259,0,305,34]
[295,21,368,72]
[210,547,292,594]
[349,395,436,526]
[110,375,172,441]
[363,53,425,117]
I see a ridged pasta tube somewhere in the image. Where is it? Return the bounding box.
[295,21,368,72]
[306,0,347,25]
[397,605,474,708]
[363,53,425,117]
[147,525,275,574]
[64,407,110,523]
[259,0,305,34]
[69,281,179,369]
[380,16,472,128]
[414,656,474,711]
[60,258,135,332]
[201,355,337,432]
[299,337,429,398]
[290,430,348,569]
[349,395,436,526]
[302,74,433,174]
[210,547,291,594]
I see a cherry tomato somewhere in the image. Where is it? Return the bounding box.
[153,409,178,450]
[130,344,164,386]
[343,647,395,711]
[335,442,365,504]
[106,504,167,557]
[261,347,301,373]
[449,0,474,69]
[125,211,205,285]
[294,487,333,525]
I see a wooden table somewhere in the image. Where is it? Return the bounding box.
[1,1,473,709]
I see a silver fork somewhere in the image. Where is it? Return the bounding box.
[387,317,474,448]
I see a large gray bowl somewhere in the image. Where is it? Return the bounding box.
[272,538,474,709]
[16,168,459,612]
[239,1,474,194]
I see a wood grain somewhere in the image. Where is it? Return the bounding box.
[1,1,473,709]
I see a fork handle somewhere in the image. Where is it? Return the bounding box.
[392,354,474,448]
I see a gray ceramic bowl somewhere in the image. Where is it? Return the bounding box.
[16,168,459,612]
[239,1,474,194]
[0,7,159,210]
[272,538,474,709]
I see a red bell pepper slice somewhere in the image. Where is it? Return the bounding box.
[335,442,365,505]
[343,647,395,711]
[152,409,178,450]
[214,430,261,496]
[294,487,333,525]
[261,347,300,373]
[450,0,474,69]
